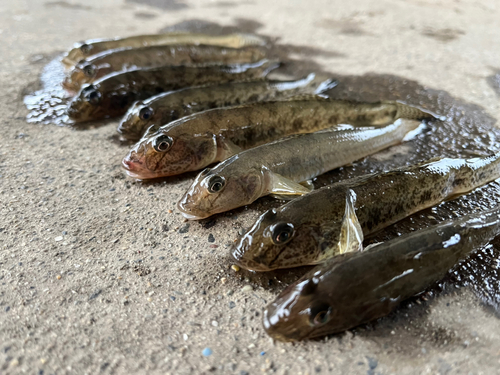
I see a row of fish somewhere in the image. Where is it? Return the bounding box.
[60,31,500,342]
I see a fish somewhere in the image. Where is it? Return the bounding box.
[117,73,338,141]
[231,153,500,271]
[63,44,269,92]
[177,119,422,220]
[66,59,278,122]
[263,205,500,341]
[62,32,267,68]
[122,98,432,179]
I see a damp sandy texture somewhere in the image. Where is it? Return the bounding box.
[2,0,500,374]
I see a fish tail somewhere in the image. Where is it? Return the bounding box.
[394,102,436,121]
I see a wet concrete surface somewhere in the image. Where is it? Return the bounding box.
[2,0,500,374]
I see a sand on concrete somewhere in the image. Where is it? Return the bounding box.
[1,0,500,374]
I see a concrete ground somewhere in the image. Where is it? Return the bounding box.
[2,0,500,374]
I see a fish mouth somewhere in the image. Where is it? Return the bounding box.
[180,212,205,220]
[230,247,273,272]
[262,308,309,342]
[122,157,159,180]
[62,75,81,93]
[177,200,209,220]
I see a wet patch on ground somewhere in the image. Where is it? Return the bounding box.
[319,18,371,36]
[21,18,500,319]
[127,0,188,11]
[134,11,158,19]
[486,69,500,97]
[44,1,91,10]
[421,27,465,42]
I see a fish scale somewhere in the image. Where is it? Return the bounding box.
[118,74,337,141]
[124,98,433,179]
[231,153,500,271]
[67,59,278,122]
[177,119,422,219]
[263,205,500,341]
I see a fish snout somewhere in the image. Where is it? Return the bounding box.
[177,194,209,220]
[230,238,272,272]
[121,152,150,179]
[262,306,304,342]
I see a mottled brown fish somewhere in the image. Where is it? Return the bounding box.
[66,59,278,122]
[62,32,267,68]
[117,74,337,141]
[122,98,431,179]
[177,119,422,219]
[63,44,268,92]
[231,153,500,271]
[263,205,500,341]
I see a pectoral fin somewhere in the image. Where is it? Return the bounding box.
[215,135,243,161]
[299,179,315,191]
[338,189,364,254]
[268,172,313,197]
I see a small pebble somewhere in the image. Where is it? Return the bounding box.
[208,234,215,243]
[202,347,212,357]
[56,275,62,280]
[220,277,227,284]
[54,236,63,242]
[231,265,240,272]
[241,285,253,293]
[211,320,218,327]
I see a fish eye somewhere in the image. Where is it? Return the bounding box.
[153,135,173,153]
[80,44,92,54]
[83,86,102,104]
[310,303,332,326]
[83,64,96,78]
[207,176,225,193]
[270,222,294,245]
[139,107,154,121]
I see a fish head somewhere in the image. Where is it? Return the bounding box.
[122,128,218,179]
[63,43,94,67]
[117,101,154,141]
[177,163,265,219]
[63,62,96,92]
[66,84,108,122]
[263,271,336,341]
[231,203,327,271]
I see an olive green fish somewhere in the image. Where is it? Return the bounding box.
[122,98,431,179]
[67,59,278,122]
[263,205,500,341]
[177,119,422,219]
[63,44,268,92]
[117,73,338,141]
[62,32,267,68]
[231,153,500,271]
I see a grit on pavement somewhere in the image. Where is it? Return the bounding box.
[1,0,500,374]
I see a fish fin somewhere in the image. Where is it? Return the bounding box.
[363,242,383,252]
[313,78,338,95]
[268,172,312,196]
[269,194,296,201]
[216,135,243,161]
[299,179,315,191]
[337,189,364,254]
